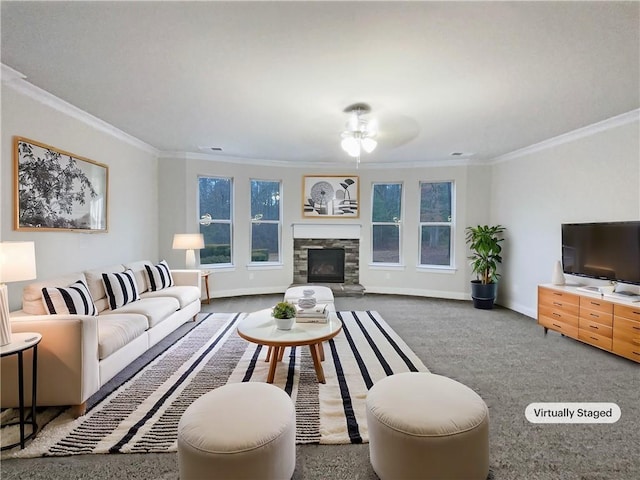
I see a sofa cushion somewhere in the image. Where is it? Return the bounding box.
[124,260,152,294]
[101,297,180,328]
[141,285,200,309]
[98,314,148,360]
[145,260,174,291]
[42,280,97,316]
[102,269,140,310]
[22,272,86,315]
[85,264,125,312]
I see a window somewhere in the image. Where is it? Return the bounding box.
[419,181,454,267]
[371,183,402,264]
[198,176,232,265]
[250,179,281,263]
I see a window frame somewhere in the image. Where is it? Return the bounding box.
[197,175,234,269]
[370,181,403,266]
[249,178,283,266]
[418,180,455,270]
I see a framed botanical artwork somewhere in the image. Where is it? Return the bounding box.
[302,175,359,218]
[13,137,109,232]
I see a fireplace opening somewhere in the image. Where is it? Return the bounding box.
[307,248,345,283]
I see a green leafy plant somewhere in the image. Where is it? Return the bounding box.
[465,225,506,284]
[272,301,296,319]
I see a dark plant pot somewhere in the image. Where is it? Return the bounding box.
[470,280,498,309]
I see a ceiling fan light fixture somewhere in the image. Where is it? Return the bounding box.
[361,137,377,153]
[341,137,360,157]
[340,103,377,164]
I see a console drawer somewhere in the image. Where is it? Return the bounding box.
[580,307,613,327]
[579,330,612,350]
[579,318,613,338]
[538,304,579,328]
[614,304,640,322]
[580,296,613,315]
[539,314,578,338]
[612,338,640,362]
[614,316,640,337]
[538,287,579,311]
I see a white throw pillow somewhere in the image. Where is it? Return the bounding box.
[42,280,97,316]
[144,260,174,292]
[102,269,140,310]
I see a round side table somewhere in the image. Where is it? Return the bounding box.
[1,332,42,450]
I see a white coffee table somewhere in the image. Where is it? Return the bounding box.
[237,308,342,384]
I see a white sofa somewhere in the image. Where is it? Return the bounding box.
[1,260,201,415]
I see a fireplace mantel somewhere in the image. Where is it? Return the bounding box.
[292,223,361,239]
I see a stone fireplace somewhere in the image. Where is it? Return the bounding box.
[291,224,364,296]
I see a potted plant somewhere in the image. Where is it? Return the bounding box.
[272,301,297,330]
[465,224,506,309]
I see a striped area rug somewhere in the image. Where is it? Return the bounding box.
[6,311,428,457]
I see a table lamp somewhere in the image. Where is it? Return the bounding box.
[172,233,205,269]
[0,241,37,346]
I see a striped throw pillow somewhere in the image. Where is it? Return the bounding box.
[144,260,174,292]
[102,269,140,310]
[42,280,97,316]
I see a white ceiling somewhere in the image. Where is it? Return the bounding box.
[1,1,639,166]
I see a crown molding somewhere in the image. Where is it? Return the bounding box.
[491,109,640,164]
[1,63,159,156]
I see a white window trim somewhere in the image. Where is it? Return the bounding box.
[371,182,404,265]
[418,180,455,268]
[198,175,234,267]
[369,263,406,270]
[249,179,282,266]
[246,262,284,270]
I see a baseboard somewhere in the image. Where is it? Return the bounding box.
[363,286,469,301]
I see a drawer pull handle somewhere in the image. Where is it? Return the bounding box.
[633,351,640,356]
[591,302,601,306]
[553,292,562,296]
[590,336,599,341]
[589,325,599,330]
[553,313,561,317]
[632,311,640,316]
[553,302,562,306]
[590,313,599,318]
[552,323,562,329]
[632,326,640,331]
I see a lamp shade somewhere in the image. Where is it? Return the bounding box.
[172,234,205,250]
[1,241,37,346]
[0,241,37,284]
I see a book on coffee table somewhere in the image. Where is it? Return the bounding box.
[295,303,329,323]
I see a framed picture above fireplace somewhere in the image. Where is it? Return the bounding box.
[302,175,359,218]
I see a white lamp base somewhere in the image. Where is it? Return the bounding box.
[185,249,197,269]
[0,283,13,346]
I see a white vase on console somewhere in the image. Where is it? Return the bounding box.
[551,260,565,286]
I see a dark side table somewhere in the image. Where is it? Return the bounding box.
[1,332,42,450]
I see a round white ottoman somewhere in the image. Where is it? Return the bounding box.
[177,382,296,480]
[366,372,489,480]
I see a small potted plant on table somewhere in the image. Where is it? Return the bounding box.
[465,224,506,309]
[272,302,297,330]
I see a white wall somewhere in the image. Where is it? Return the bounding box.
[157,155,491,300]
[1,84,160,310]
[491,118,640,317]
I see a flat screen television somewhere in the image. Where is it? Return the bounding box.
[561,221,640,286]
